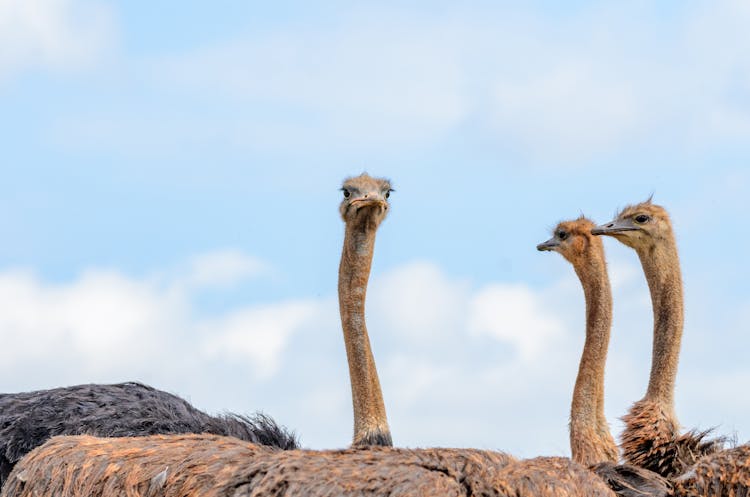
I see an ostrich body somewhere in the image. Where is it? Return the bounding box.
[592,201,721,478]
[338,174,393,447]
[538,217,619,467]
[0,383,297,488]
[2,434,636,497]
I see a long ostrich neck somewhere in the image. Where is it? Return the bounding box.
[338,218,389,445]
[570,252,613,456]
[637,236,683,409]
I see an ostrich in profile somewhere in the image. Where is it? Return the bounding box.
[537,216,619,467]
[1,179,649,497]
[592,201,723,478]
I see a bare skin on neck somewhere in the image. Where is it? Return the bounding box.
[593,201,719,477]
[338,173,393,447]
[538,217,618,466]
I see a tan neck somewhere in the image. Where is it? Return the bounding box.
[637,237,683,411]
[339,221,391,446]
[569,250,618,465]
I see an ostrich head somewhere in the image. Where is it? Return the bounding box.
[590,200,674,249]
[537,216,602,266]
[339,173,393,227]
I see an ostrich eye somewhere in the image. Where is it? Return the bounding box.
[557,230,568,240]
[634,214,650,223]
[343,189,351,199]
[384,190,391,199]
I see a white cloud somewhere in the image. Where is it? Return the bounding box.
[182,250,270,290]
[468,283,564,362]
[0,0,114,81]
[0,251,319,385]
[354,260,583,452]
[369,262,470,343]
[0,256,579,451]
[367,261,564,362]
[0,269,179,371]
[200,300,322,379]
[0,254,748,455]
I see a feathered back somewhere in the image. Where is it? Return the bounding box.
[0,382,298,486]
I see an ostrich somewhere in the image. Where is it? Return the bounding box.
[537,217,619,467]
[592,201,750,496]
[591,201,723,478]
[338,173,393,447]
[0,173,398,485]
[0,183,661,497]
[0,171,407,485]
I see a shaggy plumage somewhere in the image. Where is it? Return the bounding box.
[496,457,616,497]
[1,434,515,497]
[673,445,750,497]
[0,433,659,497]
[620,400,721,479]
[0,382,298,487]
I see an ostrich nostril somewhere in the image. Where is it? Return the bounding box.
[607,223,614,228]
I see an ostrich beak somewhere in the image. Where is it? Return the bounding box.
[536,237,559,252]
[351,197,387,208]
[591,218,639,236]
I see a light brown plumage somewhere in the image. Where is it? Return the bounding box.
[338,173,393,447]
[538,217,618,466]
[539,218,671,497]
[673,445,750,497]
[2,433,638,497]
[592,201,722,478]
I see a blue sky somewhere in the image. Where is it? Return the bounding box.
[1,0,749,456]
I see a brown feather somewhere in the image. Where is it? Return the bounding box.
[339,173,393,446]
[0,434,642,497]
[673,445,750,497]
[497,457,615,497]
[1,435,513,497]
[621,400,723,478]
[543,217,619,466]
[591,461,671,497]
[593,203,724,479]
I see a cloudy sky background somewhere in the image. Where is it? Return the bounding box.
[1,0,749,457]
